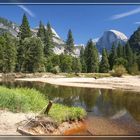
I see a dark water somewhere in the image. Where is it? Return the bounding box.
[0,80,140,124]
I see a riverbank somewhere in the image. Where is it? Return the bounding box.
[0,110,33,135]
[16,75,140,92]
[1,110,140,135]
[0,110,87,135]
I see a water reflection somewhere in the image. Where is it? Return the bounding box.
[0,81,140,122]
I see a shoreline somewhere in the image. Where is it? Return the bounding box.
[16,75,140,92]
[0,110,87,135]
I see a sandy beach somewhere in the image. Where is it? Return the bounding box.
[0,110,35,135]
[16,75,140,92]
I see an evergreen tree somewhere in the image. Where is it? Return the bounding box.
[65,29,75,54]
[44,22,54,57]
[21,37,45,72]
[109,43,117,70]
[117,43,124,58]
[128,27,140,53]
[99,48,110,73]
[125,43,133,66]
[72,57,82,73]
[0,33,17,72]
[80,47,87,72]
[18,13,31,40]
[84,40,99,73]
[37,21,46,41]
[59,54,72,73]
[17,14,31,71]
[137,55,140,71]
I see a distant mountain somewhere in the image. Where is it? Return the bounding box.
[96,30,128,52]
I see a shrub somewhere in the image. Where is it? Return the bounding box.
[111,65,127,77]
[50,66,60,74]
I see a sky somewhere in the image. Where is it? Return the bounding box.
[0,5,140,44]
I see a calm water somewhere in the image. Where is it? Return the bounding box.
[0,80,140,124]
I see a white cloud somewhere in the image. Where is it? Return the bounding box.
[18,5,35,18]
[134,21,140,24]
[111,7,140,20]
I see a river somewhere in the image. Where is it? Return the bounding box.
[0,81,140,135]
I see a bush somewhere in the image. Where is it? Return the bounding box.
[50,66,61,74]
[111,65,127,77]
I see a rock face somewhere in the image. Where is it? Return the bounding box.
[96,30,128,52]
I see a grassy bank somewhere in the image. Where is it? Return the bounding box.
[0,86,86,123]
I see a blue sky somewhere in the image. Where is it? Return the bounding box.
[0,5,140,44]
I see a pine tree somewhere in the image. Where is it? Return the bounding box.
[117,43,124,58]
[99,48,110,73]
[0,33,17,73]
[44,22,54,57]
[22,37,45,72]
[137,55,140,71]
[109,43,117,70]
[17,14,31,71]
[37,21,46,41]
[84,40,99,73]
[125,43,133,65]
[18,13,31,40]
[80,47,87,72]
[72,57,82,73]
[65,29,75,54]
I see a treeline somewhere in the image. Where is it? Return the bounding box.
[0,14,140,74]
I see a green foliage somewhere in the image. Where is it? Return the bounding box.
[137,55,140,71]
[65,29,75,54]
[128,63,139,75]
[0,86,47,112]
[0,33,17,73]
[50,54,60,67]
[80,47,87,72]
[37,21,46,41]
[111,65,127,77]
[0,86,86,123]
[50,66,61,74]
[125,43,133,62]
[72,57,82,73]
[20,37,45,73]
[128,27,140,53]
[0,14,139,75]
[18,14,31,40]
[114,57,128,67]
[99,48,110,73]
[59,54,73,73]
[49,104,86,123]
[85,40,99,73]
[109,43,117,70]
[44,22,54,57]
[117,43,124,58]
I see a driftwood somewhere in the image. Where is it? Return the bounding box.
[44,101,53,115]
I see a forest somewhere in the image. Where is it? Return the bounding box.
[0,14,140,75]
